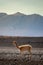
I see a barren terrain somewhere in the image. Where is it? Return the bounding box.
[0,47,43,65]
[0,36,43,65]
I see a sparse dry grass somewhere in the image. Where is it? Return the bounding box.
[0,47,43,65]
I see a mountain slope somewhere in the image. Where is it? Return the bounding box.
[0,12,43,36]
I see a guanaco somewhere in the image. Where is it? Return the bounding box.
[13,41,32,55]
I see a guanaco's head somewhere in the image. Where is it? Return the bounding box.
[13,41,17,43]
[13,41,18,47]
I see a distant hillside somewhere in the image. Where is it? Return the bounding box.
[0,36,43,48]
[0,12,43,36]
[0,13,7,17]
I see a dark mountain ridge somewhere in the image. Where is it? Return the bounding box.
[0,12,43,36]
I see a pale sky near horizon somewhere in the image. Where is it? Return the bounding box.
[0,0,43,15]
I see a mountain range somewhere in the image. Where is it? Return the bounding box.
[0,12,43,36]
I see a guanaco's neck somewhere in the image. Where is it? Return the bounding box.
[13,41,19,49]
[15,43,19,49]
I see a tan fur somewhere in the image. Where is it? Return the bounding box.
[13,41,32,54]
[13,41,32,59]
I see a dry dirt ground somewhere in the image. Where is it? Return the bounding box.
[0,47,43,65]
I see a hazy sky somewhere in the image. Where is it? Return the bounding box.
[0,0,43,15]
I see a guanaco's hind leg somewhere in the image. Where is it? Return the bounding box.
[29,51,32,60]
[29,48,32,60]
